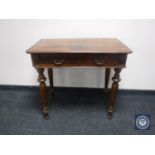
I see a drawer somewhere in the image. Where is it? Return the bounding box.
[31,54,78,67]
[31,53,127,68]
[77,54,127,67]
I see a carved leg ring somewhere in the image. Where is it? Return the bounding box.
[108,68,121,119]
[37,68,49,119]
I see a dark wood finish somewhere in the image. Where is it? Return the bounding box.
[27,38,132,119]
[27,38,132,54]
[48,68,53,88]
[108,68,122,119]
[31,53,127,68]
[48,68,54,97]
[105,68,111,92]
[37,68,48,119]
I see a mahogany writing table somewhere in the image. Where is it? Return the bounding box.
[26,38,132,119]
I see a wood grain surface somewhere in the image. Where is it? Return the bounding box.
[26,38,132,54]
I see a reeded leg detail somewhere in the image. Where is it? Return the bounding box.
[108,68,121,119]
[105,68,111,93]
[48,68,54,98]
[37,68,49,119]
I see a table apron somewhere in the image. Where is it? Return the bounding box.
[31,53,127,68]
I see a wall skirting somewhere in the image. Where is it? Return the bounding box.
[0,85,155,95]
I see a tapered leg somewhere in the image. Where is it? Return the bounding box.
[108,68,122,119]
[37,68,48,119]
[48,68,54,97]
[105,68,111,92]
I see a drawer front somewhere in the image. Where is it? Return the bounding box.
[32,54,78,67]
[77,54,127,67]
[31,53,127,68]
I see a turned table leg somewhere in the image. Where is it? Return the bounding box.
[48,68,54,97]
[37,68,49,119]
[105,68,111,93]
[108,68,121,119]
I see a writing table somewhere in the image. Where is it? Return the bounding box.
[26,38,132,119]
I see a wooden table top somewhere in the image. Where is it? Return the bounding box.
[27,38,132,54]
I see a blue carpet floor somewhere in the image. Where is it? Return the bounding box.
[0,86,154,135]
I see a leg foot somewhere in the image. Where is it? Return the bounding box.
[108,112,112,119]
[43,112,49,119]
[107,106,113,119]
